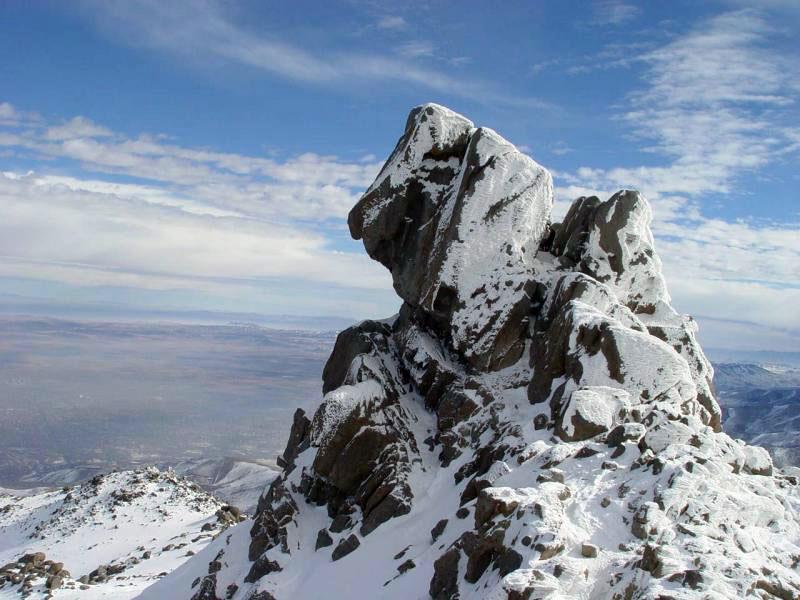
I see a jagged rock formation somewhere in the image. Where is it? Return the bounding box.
[145,104,800,600]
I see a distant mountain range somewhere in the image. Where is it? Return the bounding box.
[0,294,356,332]
[714,362,800,467]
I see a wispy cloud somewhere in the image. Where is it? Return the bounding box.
[44,117,113,141]
[376,15,407,31]
[566,10,799,197]
[1,109,382,222]
[81,0,549,110]
[558,9,800,347]
[0,102,40,127]
[590,1,641,26]
[395,41,436,59]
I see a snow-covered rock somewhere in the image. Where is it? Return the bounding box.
[350,103,553,371]
[143,104,800,600]
[0,468,240,599]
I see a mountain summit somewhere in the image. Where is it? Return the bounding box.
[148,104,800,600]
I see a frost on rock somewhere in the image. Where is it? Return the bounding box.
[557,386,630,442]
[150,105,800,600]
[350,103,553,371]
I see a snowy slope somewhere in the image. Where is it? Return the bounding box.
[172,458,279,514]
[0,468,241,599]
[144,104,800,599]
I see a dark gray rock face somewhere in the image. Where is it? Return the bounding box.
[276,408,310,471]
[321,320,394,394]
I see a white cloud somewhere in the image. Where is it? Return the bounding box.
[551,141,572,156]
[564,9,799,199]
[0,171,390,292]
[0,105,382,222]
[0,102,40,127]
[376,16,407,31]
[396,41,436,59]
[557,9,800,349]
[44,117,113,141]
[0,105,396,316]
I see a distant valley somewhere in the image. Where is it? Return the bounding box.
[0,316,335,489]
[713,362,800,467]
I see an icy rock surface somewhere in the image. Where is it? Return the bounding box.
[147,104,800,600]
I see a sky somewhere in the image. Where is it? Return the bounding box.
[0,0,798,351]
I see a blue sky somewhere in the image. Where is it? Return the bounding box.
[0,0,798,350]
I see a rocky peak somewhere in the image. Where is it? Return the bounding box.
[152,105,799,600]
[350,103,552,371]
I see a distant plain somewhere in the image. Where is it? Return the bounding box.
[0,316,335,487]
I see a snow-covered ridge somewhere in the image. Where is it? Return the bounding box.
[145,104,800,600]
[171,458,279,515]
[0,468,243,599]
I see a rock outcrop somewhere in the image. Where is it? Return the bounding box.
[148,104,800,600]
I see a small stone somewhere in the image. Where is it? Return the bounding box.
[581,543,598,558]
[606,423,646,447]
[315,529,333,550]
[430,548,460,600]
[575,446,599,459]
[331,535,360,562]
[397,559,415,574]
[534,541,564,560]
[329,514,352,533]
[638,544,663,577]
[430,519,448,542]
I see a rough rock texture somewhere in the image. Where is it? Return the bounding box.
[149,104,800,600]
[349,104,552,371]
